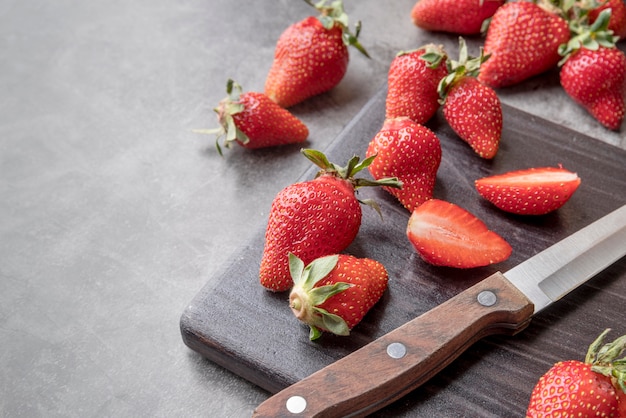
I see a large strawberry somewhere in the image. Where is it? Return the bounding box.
[406,199,512,268]
[475,166,581,215]
[385,44,449,124]
[264,0,369,108]
[366,117,442,212]
[526,329,626,417]
[478,1,570,88]
[288,253,388,340]
[411,0,505,35]
[259,149,400,292]
[559,9,626,130]
[195,79,309,154]
[439,38,502,159]
[588,0,626,39]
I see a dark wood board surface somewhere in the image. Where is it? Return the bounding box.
[180,86,626,417]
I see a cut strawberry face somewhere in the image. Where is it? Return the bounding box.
[406,199,512,268]
[475,167,581,215]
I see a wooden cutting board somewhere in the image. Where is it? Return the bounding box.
[180,86,626,417]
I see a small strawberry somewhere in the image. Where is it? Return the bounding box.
[478,1,570,88]
[264,0,369,108]
[526,329,626,417]
[194,79,309,154]
[588,0,626,39]
[406,199,512,268]
[288,253,388,340]
[411,0,505,35]
[559,9,626,130]
[366,117,442,212]
[475,166,581,215]
[385,44,449,124]
[439,38,503,159]
[260,149,401,292]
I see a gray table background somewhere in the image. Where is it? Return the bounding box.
[2,1,624,417]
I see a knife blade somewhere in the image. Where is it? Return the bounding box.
[252,204,626,418]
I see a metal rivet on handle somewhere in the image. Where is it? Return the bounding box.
[386,342,407,359]
[477,290,497,307]
[286,396,307,414]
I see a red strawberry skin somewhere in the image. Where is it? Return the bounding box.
[411,0,505,35]
[526,360,622,417]
[366,117,442,212]
[264,16,348,108]
[443,76,502,159]
[475,166,581,215]
[385,45,449,124]
[260,175,362,292]
[478,2,570,88]
[406,199,511,268]
[589,0,626,40]
[560,46,626,131]
[231,92,309,148]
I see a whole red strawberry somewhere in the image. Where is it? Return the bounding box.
[559,10,626,130]
[288,253,388,340]
[440,38,502,159]
[411,0,505,35]
[385,44,449,124]
[589,0,626,39]
[406,199,512,268]
[264,0,369,108]
[478,1,570,88]
[526,329,626,417]
[195,79,309,154]
[475,166,581,215]
[259,149,400,292]
[366,117,442,212]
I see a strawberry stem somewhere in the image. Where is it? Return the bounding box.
[584,328,626,393]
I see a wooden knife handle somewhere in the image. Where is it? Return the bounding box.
[252,271,534,418]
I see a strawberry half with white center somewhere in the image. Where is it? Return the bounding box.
[259,149,401,292]
[475,166,581,215]
[385,44,449,124]
[439,38,503,159]
[366,117,442,212]
[406,199,512,268]
[288,253,388,340]
[264,0,369,108]
[195,79,309,154]
[526,329,626,417]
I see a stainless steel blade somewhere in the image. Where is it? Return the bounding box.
[504,204,626,314]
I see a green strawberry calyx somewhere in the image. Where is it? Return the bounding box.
[437,37,490,104]
[558,7,618,64]
[585,328,626,393]
[192,79,249,156]
[288,253,351,340]
[304,0,370,58]
[301,148,402,217]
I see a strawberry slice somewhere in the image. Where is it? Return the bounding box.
[406,199,511,268]
[475,166,581,215]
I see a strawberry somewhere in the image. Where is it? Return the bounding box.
[588,0,626,39]
[526,329,626,417]
[366,117,442,212]
[385,44,449,124]
[288,253,388,340]
[195,79,309,154]
[439,38,503,159]
[411,0,505,35]
[264,0,369,108]
[478,1,570,88]
[259,149,401,292]
[559,9,626,130]
[475,166,581,215]
[406,199,512,268]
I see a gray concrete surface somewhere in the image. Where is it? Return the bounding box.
[1,1,624,417]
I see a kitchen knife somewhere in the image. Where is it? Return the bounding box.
[252,203,626,418]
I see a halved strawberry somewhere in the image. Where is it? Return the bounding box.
[475,166,581,215]
[406,199,511,268]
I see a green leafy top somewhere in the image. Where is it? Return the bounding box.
[437,37,490,104]
[558,8,618,63]
[585,329,626,393]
